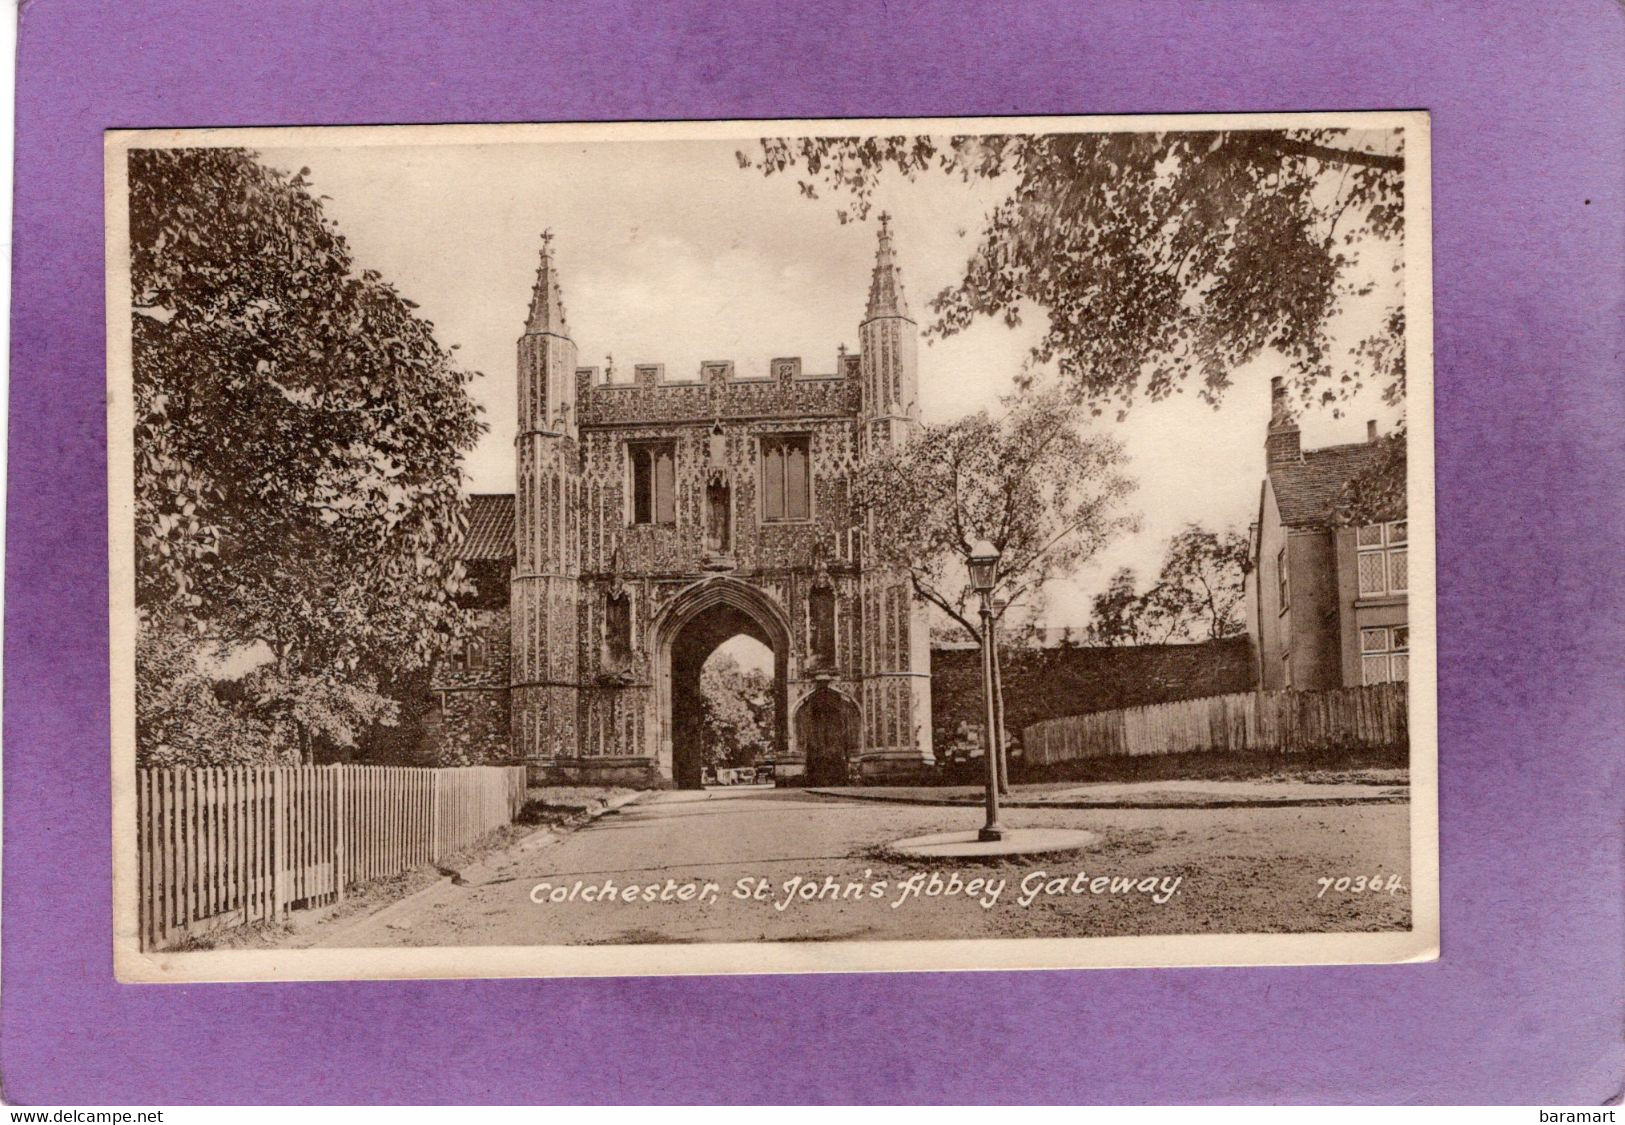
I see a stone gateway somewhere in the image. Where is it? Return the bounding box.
[429,222,934,787]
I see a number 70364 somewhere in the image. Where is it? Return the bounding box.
[1315,873,1406,897]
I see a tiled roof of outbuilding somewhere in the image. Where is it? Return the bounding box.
[458,493,515,560]
[1268,441,1385,528]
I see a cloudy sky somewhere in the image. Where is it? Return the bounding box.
[260,128,1402,633]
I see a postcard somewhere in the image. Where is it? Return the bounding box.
[107,111,1438,982]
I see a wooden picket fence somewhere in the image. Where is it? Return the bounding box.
[1022,683,1408,766]
[134,764,527,951]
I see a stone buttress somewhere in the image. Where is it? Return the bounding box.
[511,236,582,770]
[855,215,934,779]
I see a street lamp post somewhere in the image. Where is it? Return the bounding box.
[968,540,1004,842]
[990,599,1009,797]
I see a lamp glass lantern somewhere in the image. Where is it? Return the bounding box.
[967,540,1000,593]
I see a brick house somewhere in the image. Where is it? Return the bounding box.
[427,221,933,787]
[1246,377,1408,691]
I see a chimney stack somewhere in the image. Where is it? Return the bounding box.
[1266,376,1301,464]
[1367,419,1378,443]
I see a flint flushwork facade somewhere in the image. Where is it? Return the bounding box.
[429,224,933,786]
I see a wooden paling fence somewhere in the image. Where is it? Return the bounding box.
[135,764,527,952]
[1022,683,1408,766]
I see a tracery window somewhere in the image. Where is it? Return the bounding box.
[761,435,810,522]
[629,442,676,525]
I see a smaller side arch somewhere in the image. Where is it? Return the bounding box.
[795,683,861,787]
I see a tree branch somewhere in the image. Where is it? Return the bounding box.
[1267,136,1403,173]
[911,571,981,643]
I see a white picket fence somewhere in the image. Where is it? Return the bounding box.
[134,764,527,951]
[1022,683,1408,766]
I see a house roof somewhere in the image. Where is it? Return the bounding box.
[1268,441,1386,528]
[458,493,515,560]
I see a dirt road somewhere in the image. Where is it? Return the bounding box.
[311,786,1412,947]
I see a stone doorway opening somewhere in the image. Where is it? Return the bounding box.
[679,634,776,789]
[796,683,861,786]
[666,602,787,790]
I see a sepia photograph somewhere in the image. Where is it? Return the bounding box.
[106,113,1437,982]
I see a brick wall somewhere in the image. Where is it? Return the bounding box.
[930,637,1256,756]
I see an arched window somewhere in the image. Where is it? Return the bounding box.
[761,434,811,521]
[629,441,676,525]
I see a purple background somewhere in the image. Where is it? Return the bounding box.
[6,0,1623,1105]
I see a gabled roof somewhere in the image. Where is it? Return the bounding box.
[1268,441,1385,528]
[458,493,515,560]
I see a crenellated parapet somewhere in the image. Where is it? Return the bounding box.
[575,353,860,428]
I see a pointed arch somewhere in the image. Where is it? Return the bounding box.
[651,575,795,657]
[649,577,798,787]
[796,683,861,786]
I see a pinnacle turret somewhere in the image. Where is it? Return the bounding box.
[864,212,913,322]
[525,230,570,337]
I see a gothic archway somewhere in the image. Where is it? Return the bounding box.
[651,578,795,788]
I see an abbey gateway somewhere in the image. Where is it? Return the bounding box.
[427,221,933,787]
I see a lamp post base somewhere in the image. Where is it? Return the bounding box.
[885,828,1097,859]
[978,825,1005,843]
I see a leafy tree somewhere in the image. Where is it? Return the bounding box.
[235,665,401,766]
[1155,524,1253,640]
[851,384,1136,646]
[853,384,1134,790]
[1086,524,1251,645]
[1085,568,1175,647]
[135,615,275,767]
[130,147,484,764]
[744,130,1402,408]
[1336,430,1407,526]
[351,665,441,765]
[742,129,1408,514]
[698,655,775,768]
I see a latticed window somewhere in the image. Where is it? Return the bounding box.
[761,434,811,521]
[629,441,676,525]
[1360,624,1409,684]
[1356,519,1408,597]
